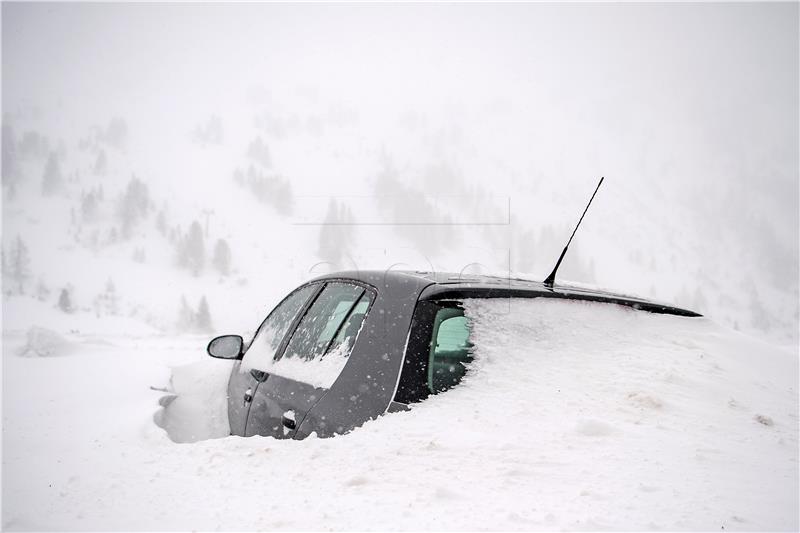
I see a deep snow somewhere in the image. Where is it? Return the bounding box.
[2,298,797,531]
[2,3,798,531]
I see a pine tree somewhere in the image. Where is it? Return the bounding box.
[20,130,48,159]
[103,117,128,149]
[243,165,293,215]
[81,190,98,221]
[317,200,352,265]
[98,278,119,315]
[8,235,31,294]
[233,168,245,185]
[118,176,150,239]
[94,149,107,176]
[35,278,50,302]
[2,123,20,197]
[177,295,195,332]
[196,296,212,332]
[155,210,167,235]
[57,288,73,313]
[42,152,62,196]
[184,221,205,275]
[192,115,223,146]
[212,239,232,276]
[246,136,272,168]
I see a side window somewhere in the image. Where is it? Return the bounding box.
[428,307,473,393]
[267,282,373,388]
[394,301,473,405]
[240,284,317,372]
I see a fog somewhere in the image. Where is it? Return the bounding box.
[2,3,798,341]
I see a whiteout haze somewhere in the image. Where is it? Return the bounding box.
[1,3,798,531]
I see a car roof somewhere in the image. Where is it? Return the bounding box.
[309,270,701,317]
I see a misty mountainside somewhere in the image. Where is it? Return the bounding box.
[1,97,796,344]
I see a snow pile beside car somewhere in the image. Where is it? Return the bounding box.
[153,359,233,443]
[2,299,797,531]
[18,326,74,357]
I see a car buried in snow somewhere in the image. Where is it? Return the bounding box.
[206,270,700,439]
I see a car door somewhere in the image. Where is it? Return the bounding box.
[244,281,374,439]
[227,283,320,436]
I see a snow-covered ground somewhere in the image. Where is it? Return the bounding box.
[2,3,798,530]
[2,298,797,531]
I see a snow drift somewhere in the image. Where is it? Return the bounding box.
[4,298,795,531]
[18,326,73,357]
[152,359,233,443]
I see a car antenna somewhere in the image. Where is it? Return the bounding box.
[543,177,604,288]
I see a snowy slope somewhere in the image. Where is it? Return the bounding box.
[2,298,797,531]
[2,95,797,344]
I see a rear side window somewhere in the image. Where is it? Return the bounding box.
[240,283,317,372]
[267,282,374,388]
[394,301,473,404]
[428,308,473,393]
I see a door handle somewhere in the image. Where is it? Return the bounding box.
[281,410,296,430]
[243,388,253,406]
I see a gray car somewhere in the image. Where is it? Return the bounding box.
[207,270,700,439]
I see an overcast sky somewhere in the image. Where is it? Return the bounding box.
[4,3,797,134]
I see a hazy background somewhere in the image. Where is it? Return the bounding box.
[2,2,798,343]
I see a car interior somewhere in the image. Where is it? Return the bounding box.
[428,307,474,393]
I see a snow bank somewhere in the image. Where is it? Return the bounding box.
[153,359,233,443]
[17,326,73,357]
[2,298,797,531]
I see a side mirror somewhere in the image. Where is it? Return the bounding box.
[207,335,243,360]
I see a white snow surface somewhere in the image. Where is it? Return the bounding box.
[239,322,284,374]
[2,297,797,531]
[250,340,352,390]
